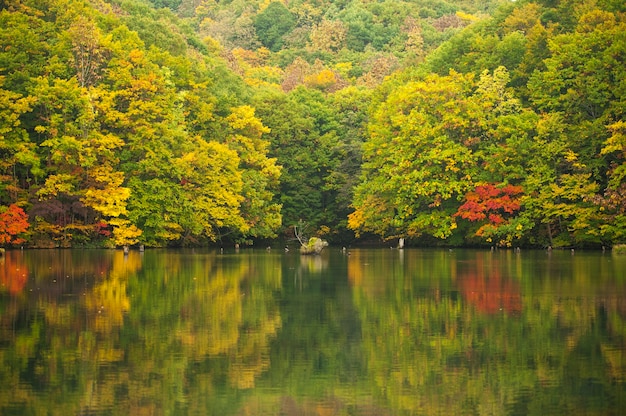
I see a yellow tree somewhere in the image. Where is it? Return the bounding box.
[225,105,282,240]
[67,14,109,88]
[598,121,626,242]
[32,75,131,246]
[307,19,347,53]
[173,137,248,242]
[26,5,131,246]
[0,77,39,203]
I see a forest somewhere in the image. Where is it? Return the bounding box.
[0,0,625,249]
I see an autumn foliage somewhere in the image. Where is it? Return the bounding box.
[455,184,523,224]
[0,204,29,246]
[458,271,522,315]
[0,253,29,295]
[452,184,523,244]
[1,0,625,248]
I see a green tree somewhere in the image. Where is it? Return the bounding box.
[148,0,183,10]
[349,71,479,241]
[528,9,626,179]
[323,86,371,241]
[253,87,339,235]
[0,6,53,94]
[254,1,296,52]
[518,114,602,247]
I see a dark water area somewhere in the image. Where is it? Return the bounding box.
[1,248,625,415]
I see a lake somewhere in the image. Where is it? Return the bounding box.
[1,247,625,415]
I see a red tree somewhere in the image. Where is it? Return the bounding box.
[0,204,29,246]
[454,183,524,243]
[455,184,523,224]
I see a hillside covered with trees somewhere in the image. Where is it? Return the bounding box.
[1,0,625,249]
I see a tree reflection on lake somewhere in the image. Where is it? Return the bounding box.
[0,248,624,415]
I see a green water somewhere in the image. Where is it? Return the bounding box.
[1,248,625,415]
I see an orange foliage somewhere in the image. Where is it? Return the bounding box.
[457,264,521,315]
[455,183,523,225]
[0,254,29,295]
[0,204,29,245]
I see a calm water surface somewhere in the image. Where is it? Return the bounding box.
[1,248,625,415]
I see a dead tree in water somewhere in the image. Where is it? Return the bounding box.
[294,222,328,255]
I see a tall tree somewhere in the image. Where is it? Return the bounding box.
[0,79,39,204]
[528,9,626,179]
[31,78,131,243]
[253,86,339,236]
[224,105,282,241]
[349,71,479,241]
[518,114,603,247]
[597,120,626,243]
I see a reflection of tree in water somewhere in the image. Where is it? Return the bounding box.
[0,250,285,415]
[84,251,140,332]
[1,250,624,414]
[116,251,284,413]
[0,251,29,295]
[348,250,626,415]
[0,250,129,415]
[456,256,521,315]
[240,250,386,415]
[175,256,282,390]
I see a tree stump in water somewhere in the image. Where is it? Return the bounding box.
[300,237,328,255]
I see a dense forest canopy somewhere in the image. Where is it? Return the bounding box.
[0,0,625,248]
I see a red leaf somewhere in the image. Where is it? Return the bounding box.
[0,205,30,245]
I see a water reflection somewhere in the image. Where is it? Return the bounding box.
[347,249,626,415]
[456,253,522,315]
[0,248,624,415]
